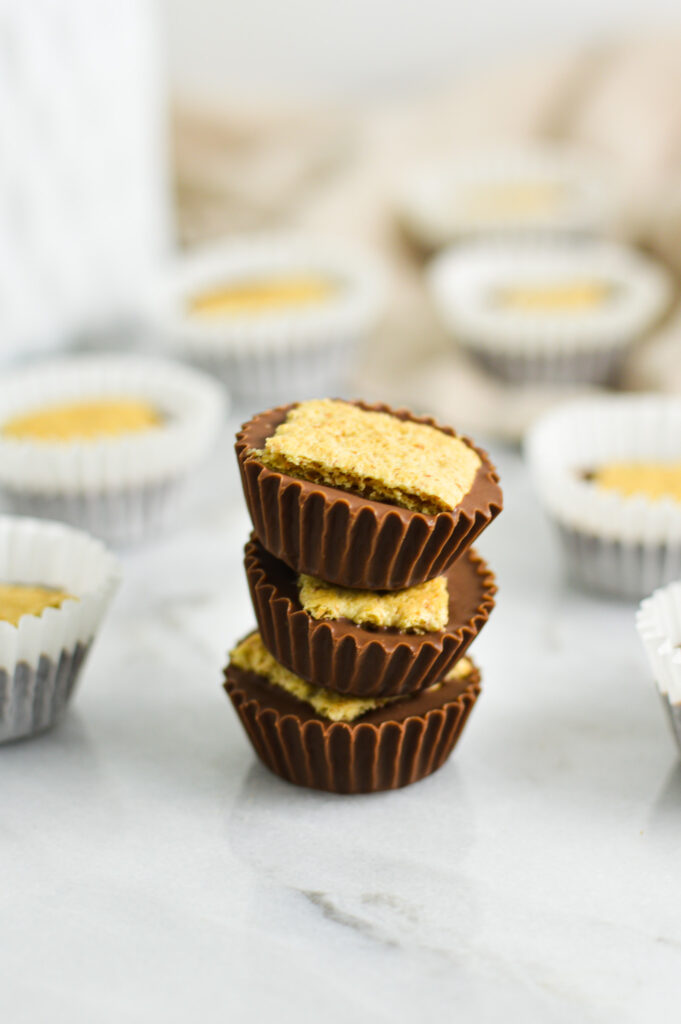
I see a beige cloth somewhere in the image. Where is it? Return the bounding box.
[173,36,681,440]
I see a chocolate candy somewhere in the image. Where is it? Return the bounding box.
[224,652,481,794]
[245,535,495,697]
[235,401,502,590]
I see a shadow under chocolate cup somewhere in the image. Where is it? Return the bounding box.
[223,652,481,794]
[244,535,496,697]
[235,401,502,590]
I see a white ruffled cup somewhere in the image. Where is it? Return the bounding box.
[637,581,681,753]
[0,354,226,546]
[399,145,618,251]
[144,235,384,408]
[0,516,120,743]
[428,240,672,386]
[526,394,681,599]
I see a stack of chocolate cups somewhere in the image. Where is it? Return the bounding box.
[225,401,503,794]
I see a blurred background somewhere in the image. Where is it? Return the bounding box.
[7,0,681,438]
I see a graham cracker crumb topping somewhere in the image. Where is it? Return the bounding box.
[253,399,481,514]
[298,574,449,633]
[230,632,390,722]
[444,657,473,682]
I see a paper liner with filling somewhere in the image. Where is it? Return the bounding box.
[236,401,502,590]
[526,394,681,599]
[223,653,481,794]
[0,354,226,546]
[0,516,120,743]
[398,146,617,251]
[145,236,384,407]
[245,535,495,696]
[428,241,671,387]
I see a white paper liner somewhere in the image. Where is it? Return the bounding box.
[399,145,618,250]
[636,581,681,750]
[144,235,384,404]
[0,354,226,544]
[0,516,120,742]
[428,241,672,385]
[526,394,681,597]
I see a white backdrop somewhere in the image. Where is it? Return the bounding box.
[165,0,681,101]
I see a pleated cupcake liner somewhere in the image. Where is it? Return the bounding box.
[0,516,120,743]
[0,354,225,546]
[660,695,681,754]
[0,642,90,744]
[244,535,496,696]
[399,145,618,250]
[558,526,681,600]
[637,581,681,752]
[171,334,360,413]
[429,240,672,387]
[459,340,629,387]
[223,660,481,794]
[2,479,190,549]
[527,394,681,599]
[236,401,503,591]
[145,234,384,407]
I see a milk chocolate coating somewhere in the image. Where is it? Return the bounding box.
[245,535,495,697]
[223,655,481,793]
[235,401,503,590]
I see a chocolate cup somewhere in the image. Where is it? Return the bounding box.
[245,535,496,697]
[223,655,481,794]
[235,401,502,590]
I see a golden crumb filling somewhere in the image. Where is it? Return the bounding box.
[189,276,336,317]
[0,584,75,626]
[230,632,388,722]
[2,399,162,442]
[230,633,472,723]
[462,182,565,218]
[445,657,473,682]
[298,574,449,633]
[591,462,681,503]
[495,281,613,313]
[255,399,481,514]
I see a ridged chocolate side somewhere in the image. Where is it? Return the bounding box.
[223,659,481,794]
[235,401,502,590]
[245,535,496,697]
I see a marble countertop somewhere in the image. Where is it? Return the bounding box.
[2,421,680,1023]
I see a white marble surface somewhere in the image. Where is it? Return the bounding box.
[2,419,680,1023]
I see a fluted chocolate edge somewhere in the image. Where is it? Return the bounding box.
[245,537,496,697]
[235,400,503,590]
[223,662,482,794]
